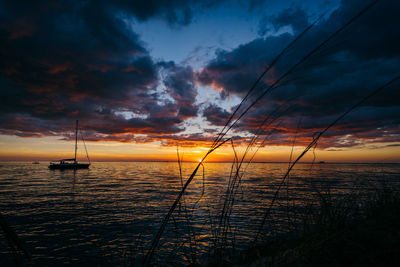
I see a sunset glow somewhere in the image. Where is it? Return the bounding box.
[0,0,398,163]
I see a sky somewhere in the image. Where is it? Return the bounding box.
[0,0,399,162]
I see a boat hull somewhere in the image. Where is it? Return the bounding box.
[48,163,90,170]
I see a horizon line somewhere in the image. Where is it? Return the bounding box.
[1,160,399,164]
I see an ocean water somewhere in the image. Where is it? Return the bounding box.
[0,162,399,265]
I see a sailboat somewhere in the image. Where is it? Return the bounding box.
[48,120,90,169]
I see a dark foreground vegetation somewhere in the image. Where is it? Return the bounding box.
[234,189,400,267]
[143,0,400,264]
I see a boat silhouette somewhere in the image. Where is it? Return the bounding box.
[49,120,90,169]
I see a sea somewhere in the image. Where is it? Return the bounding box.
[0,162,399,265]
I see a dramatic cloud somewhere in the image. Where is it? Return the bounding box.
[0,0,398,151]
[202,104,231,127]
[160,61,198,119]
[258,6,309,35]
[0,0,201,142]
[199,0,400,148]
[109,0,225,26]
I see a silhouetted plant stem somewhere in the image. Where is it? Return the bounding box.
[255,74,400,242]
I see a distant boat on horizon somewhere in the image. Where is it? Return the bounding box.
[49,120,90,170]
[32,161,40,164]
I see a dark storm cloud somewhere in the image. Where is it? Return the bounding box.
[1,0,399,150]
[258,6,309,35]
[0,0,201,140]
[198,34,293,96]
[159,61,198,119]
[102,0,226,26]
[202,104,231,127]
[199,0,400,148]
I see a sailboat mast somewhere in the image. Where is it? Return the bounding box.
[74,120,78,161]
